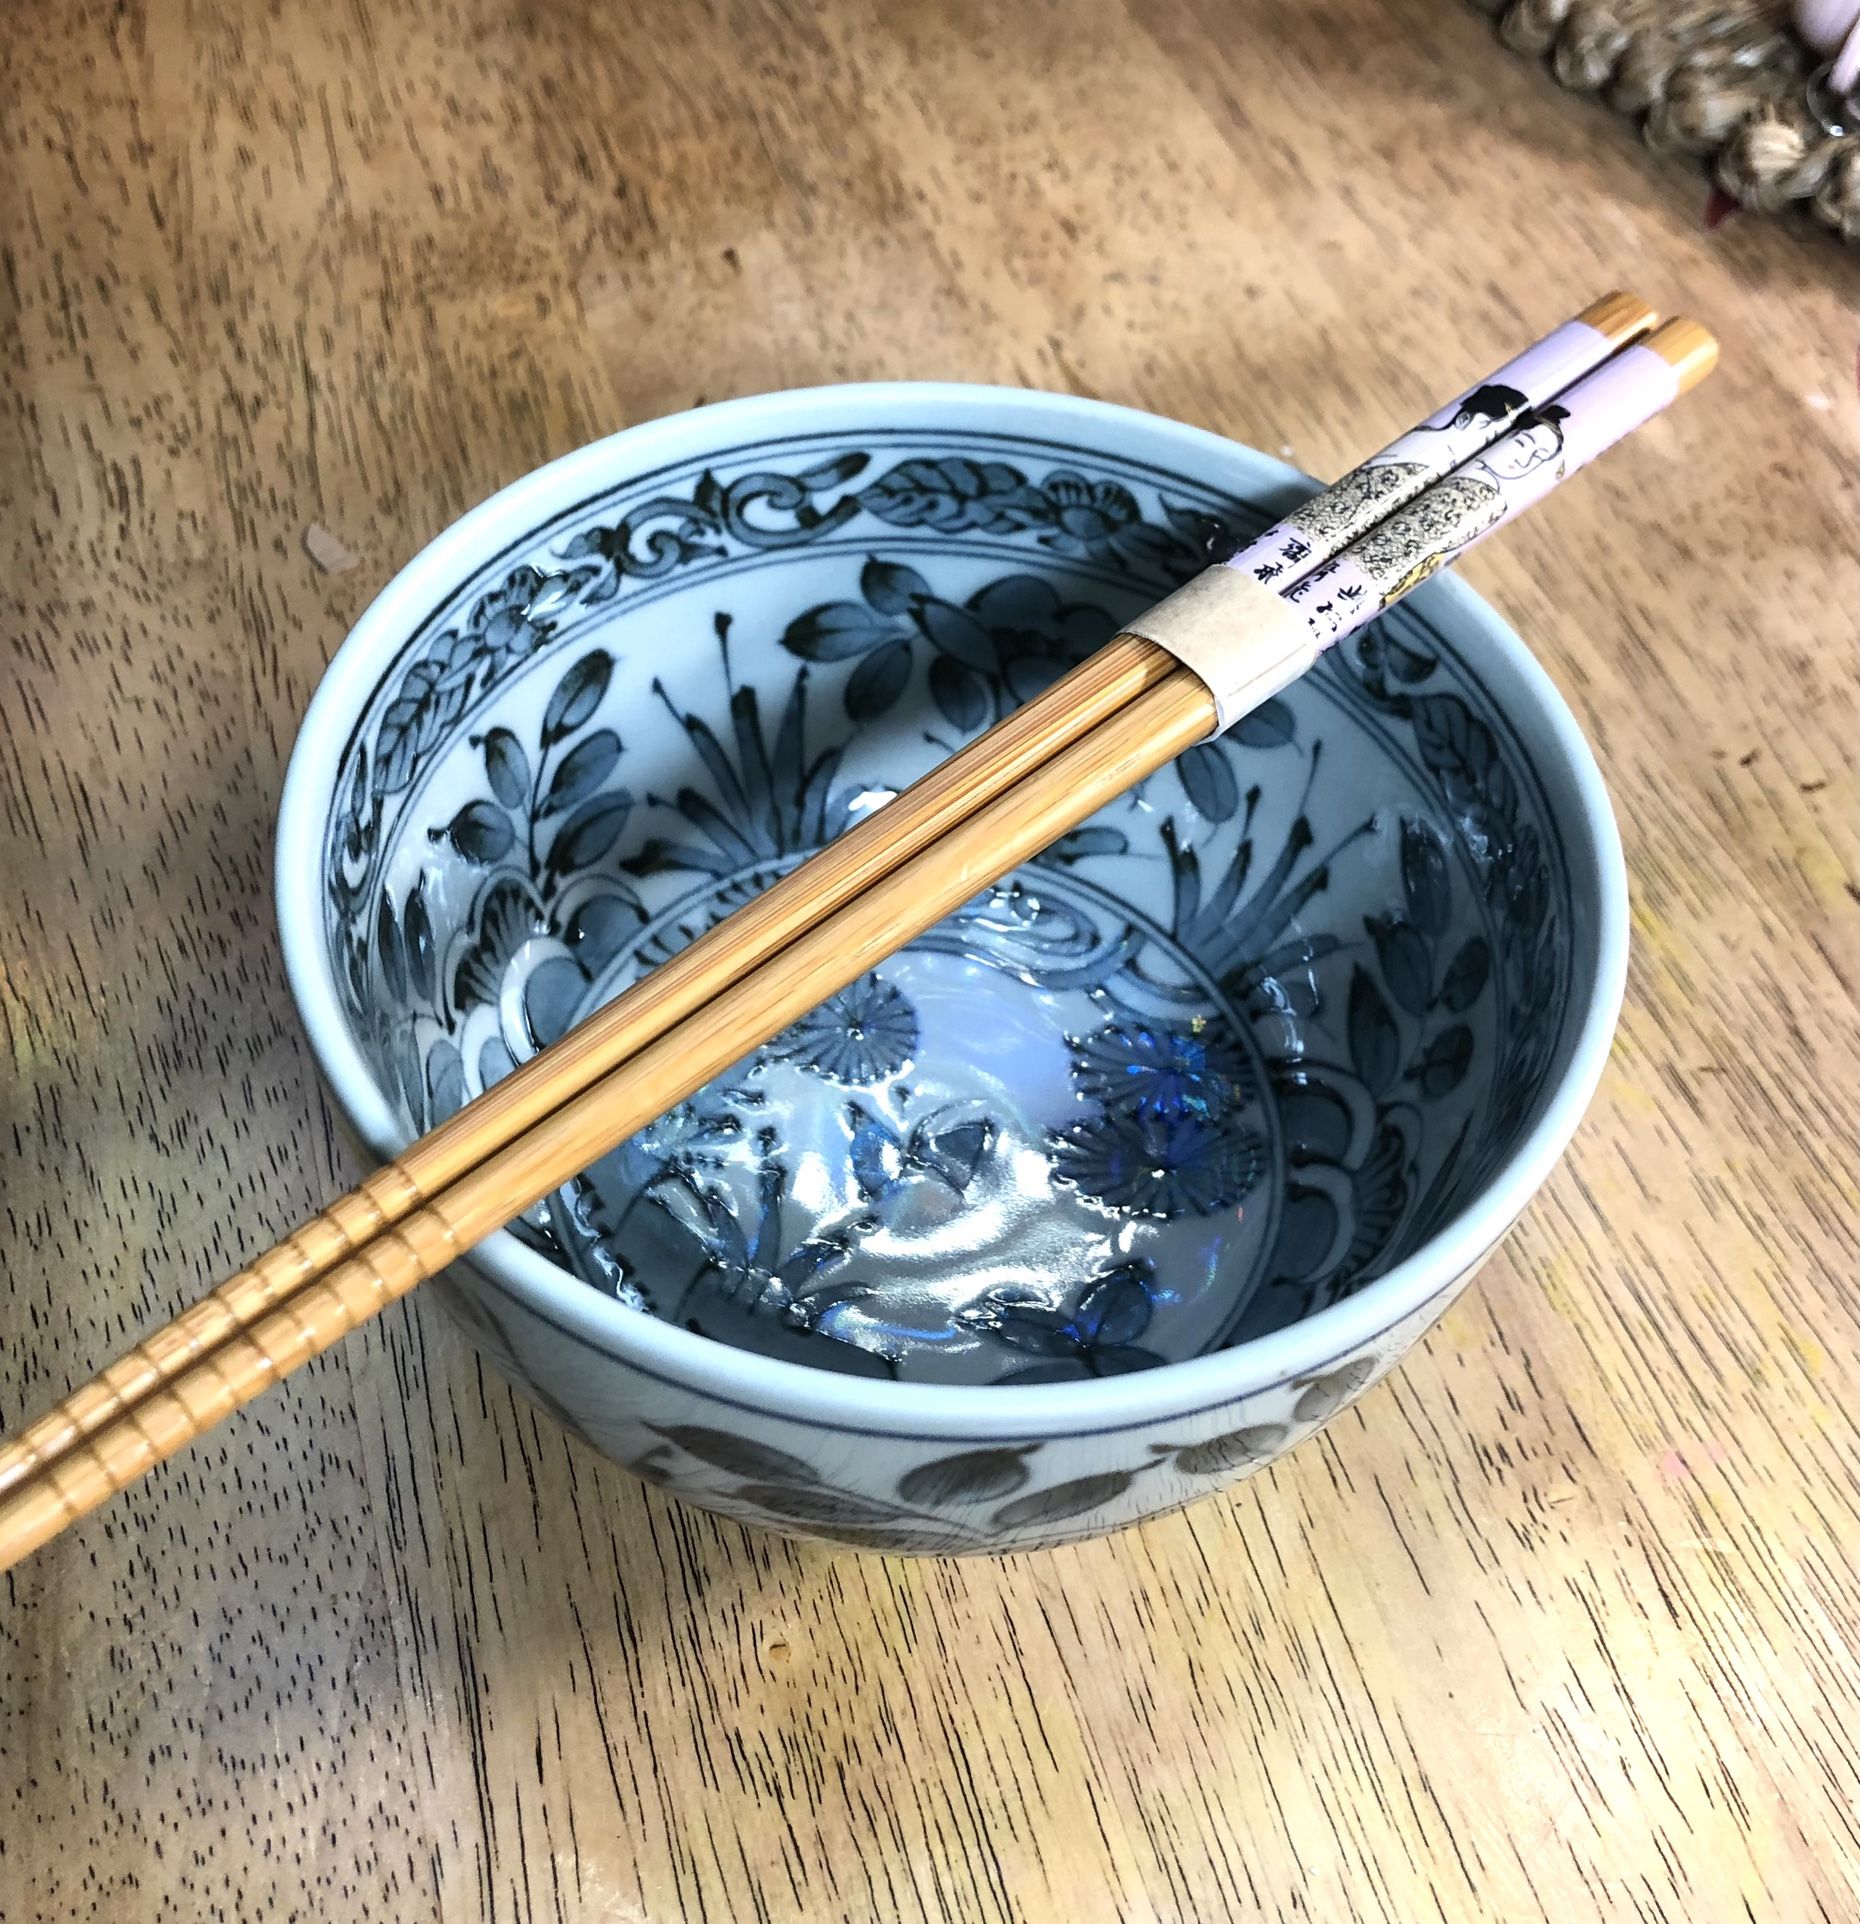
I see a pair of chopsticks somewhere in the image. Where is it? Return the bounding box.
[0,295,1716,1570]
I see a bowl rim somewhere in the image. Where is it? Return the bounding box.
[276,380,1628,1439]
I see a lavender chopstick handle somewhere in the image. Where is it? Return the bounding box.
[1282,341,1684,651]
[1224,317,1627,588]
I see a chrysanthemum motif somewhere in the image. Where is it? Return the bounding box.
[772,973,919,1085]
[1069,1020,1254,1124]
[451,876,547,1014]
[1050,1109,1265,1220]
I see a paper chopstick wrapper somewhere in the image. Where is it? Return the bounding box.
[1122,570,1319,734]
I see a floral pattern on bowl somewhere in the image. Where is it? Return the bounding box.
[280,389,1617,1552]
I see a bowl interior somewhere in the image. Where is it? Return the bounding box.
[316,414,1580,1387]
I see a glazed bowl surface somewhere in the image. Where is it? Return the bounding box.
[276,383,1626,1552]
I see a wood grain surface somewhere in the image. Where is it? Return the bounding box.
[1,3,1854,1920]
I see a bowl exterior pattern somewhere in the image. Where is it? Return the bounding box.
[292,400,1601,1551]
[425,1239,1505,1554]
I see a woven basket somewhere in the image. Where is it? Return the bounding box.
[1470,0,1859,242]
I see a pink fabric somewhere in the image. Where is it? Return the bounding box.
[1837,25,1860,95]
[1797,0,1860,94]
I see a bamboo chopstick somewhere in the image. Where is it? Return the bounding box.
[0,665,1217,1568]
[0,295,1657,1510]
[0,635,1177,1505]
[0,311,1714,1571]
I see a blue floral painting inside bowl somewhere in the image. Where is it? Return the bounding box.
[318,418,1572,1392]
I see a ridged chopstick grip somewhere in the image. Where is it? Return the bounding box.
[0,664,1218,1569]
[0,634,1177,1505]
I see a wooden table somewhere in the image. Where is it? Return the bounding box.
[2,3,1854,1918]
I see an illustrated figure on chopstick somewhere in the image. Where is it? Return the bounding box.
[1253,381,1531,581]
[1349,401,1570,598]
[1282,400,1572,642]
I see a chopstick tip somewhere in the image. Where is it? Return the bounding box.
[1644,318,1719,393]
[1578,290,1660,345]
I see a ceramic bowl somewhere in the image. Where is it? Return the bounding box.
[276,384,1626,1553]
